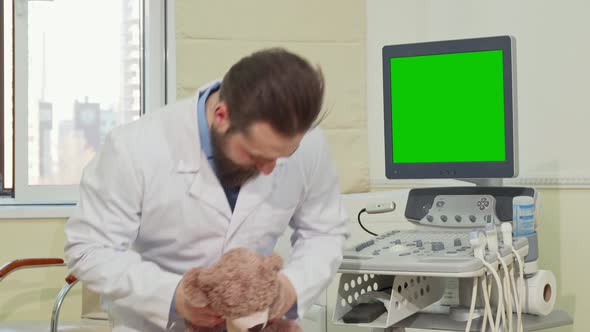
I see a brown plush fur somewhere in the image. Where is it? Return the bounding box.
[183,248,301,332]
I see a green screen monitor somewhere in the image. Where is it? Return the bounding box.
[383,36,518,181]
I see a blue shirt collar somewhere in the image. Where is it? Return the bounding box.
[197,81,222,160]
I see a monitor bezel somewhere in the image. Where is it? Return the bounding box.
[383,35,517,180]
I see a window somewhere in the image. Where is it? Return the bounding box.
[2,0,174,204]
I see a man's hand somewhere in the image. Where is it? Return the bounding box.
[269,272,298,321]
[175,275,224,327]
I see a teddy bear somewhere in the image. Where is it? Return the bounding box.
[180,247,303,332]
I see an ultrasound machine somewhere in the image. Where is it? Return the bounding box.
[332,36,573,332]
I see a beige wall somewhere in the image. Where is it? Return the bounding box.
[175,0,369,193]
[532,189,587,332]
[0,219,83,321]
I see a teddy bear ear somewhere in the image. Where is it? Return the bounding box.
[186,288,210,307]
[266,253,283,272]
[182,268,210,308]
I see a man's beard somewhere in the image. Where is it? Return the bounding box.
[210,126,259,188]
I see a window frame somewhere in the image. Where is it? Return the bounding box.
[1,0,14,196]
[0,0,5,194]
[1,0,175,205]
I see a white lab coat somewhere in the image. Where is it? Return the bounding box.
[64,85,350,332]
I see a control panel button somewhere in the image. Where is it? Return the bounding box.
[440,215,448,222]
[426,215,434,222]
[455,215,462,222]
[477,199,488,210]
[355,239,375,252]
[391,244,407,252]
[469,215,477,223]
[432,242,445,251]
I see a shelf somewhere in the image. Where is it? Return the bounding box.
[388,310,573,331]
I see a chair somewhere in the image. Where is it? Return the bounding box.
[0,258,110,332]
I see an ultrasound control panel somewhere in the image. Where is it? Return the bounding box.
[417,195,496,228]
[340,187,535,275]
[341,229,527,274]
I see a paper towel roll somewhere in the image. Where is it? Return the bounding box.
[522,269,556,316]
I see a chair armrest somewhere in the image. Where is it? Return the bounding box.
[0,258,65,281]
[65,273,78,284]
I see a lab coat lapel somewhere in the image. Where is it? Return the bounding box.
[226,169,277,239]
[187,165,232,221]
[174,91,232,221]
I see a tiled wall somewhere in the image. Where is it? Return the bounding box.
[175,0,369,193]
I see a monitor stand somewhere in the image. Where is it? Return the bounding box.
[457,178,503,187]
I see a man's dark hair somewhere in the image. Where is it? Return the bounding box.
[219,48,325,137]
